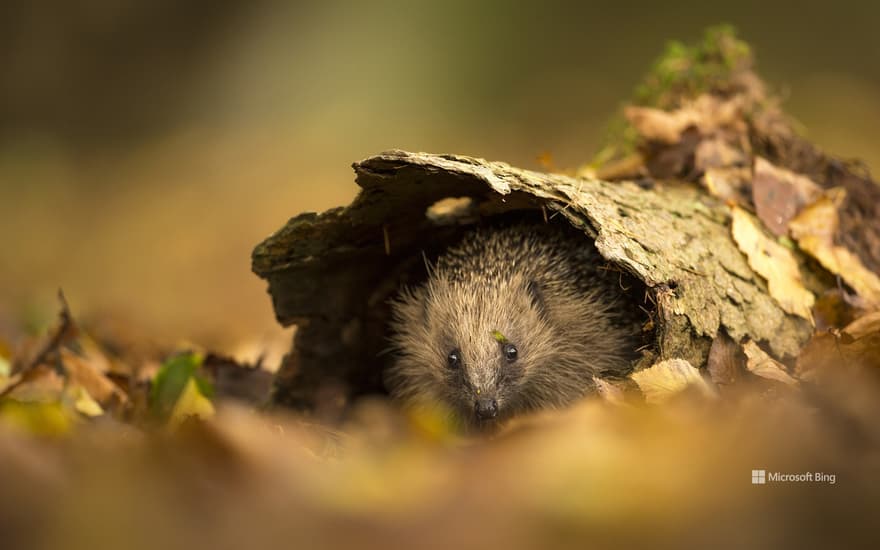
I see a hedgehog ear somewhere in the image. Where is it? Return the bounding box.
[527,280,548,318]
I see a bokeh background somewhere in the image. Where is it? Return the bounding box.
[2,0,878,352]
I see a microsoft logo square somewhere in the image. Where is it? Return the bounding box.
[752,470,766,484]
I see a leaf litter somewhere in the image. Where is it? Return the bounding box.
[2,25,880,549]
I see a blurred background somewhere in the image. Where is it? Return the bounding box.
[2,0,878,352]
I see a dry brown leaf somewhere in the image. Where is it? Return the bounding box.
[706,331,745,386]
[625,95,745,145]
[60,348,128,407]
[752,158,822,236]
[77,333,132,377]
[844,310,880,338]
[694,138,747,173]
[742,340,799,386]
[789,191,880,307]
[812,289,861,331]
[702,166,752,204]
[0,337,11,363]
[730,206,815,322]
[797,311,880,375]
[630,359,716,404]
[4,365,65,402]
[625,106,692,144]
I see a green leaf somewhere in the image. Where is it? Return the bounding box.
[490,330,508,343]
[193,373,215,399]
[150,352,207,423]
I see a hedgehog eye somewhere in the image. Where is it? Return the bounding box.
[502,343,518,363]
[447,348,462,369]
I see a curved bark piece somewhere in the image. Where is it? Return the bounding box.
[252,150,812,410]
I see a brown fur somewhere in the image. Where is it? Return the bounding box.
[387,222,642,429]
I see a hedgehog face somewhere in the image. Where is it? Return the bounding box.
[388,223,640,432]
[388,273,561,429]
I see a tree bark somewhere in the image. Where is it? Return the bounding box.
[253,150,811,410]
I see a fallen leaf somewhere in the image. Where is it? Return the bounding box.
[625,95,744,145]
[789,191,880,307]
[702,166,752,205]
[0,399,72,436]
[60,348,128,408]
[752,158,822,236]
[76,335,114,373]
[706,331,745,386]
[812,289,861,331]
[730,206,815,322]
[694,137,747,172]
[0,338,11,375]
[590,153,645,181]
[404,402,457,442]
[797,311,880,375]
[644,127,702,178]
[72,385,104,417]
[150,353,214,424]
[4,365,65,402]
[0,356,9,380]
[742,340,799,386]
[625,106,691,144]
[843,310,880,338]
[630,359,716,404]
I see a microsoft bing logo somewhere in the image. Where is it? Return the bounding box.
[752,470,766,484]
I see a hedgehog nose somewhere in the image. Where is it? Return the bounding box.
[475,398,499,420]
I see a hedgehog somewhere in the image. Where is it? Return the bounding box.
[386,221,644,430]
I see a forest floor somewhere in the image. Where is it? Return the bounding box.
[2,27,879,549]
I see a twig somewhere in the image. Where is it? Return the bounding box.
[1,289,76,397]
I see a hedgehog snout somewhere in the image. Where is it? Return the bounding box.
[474,397,499,420]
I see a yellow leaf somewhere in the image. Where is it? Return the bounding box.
[0,400,72,437]
[630,359,716,404]
[72,385,104,417]
[169,377,215,428]
[405,402,457,442]
[789,191,880,307]
[0,356,10,381]
[730,206,815,322]
[0,338,11,380]
[742,340,799,386]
